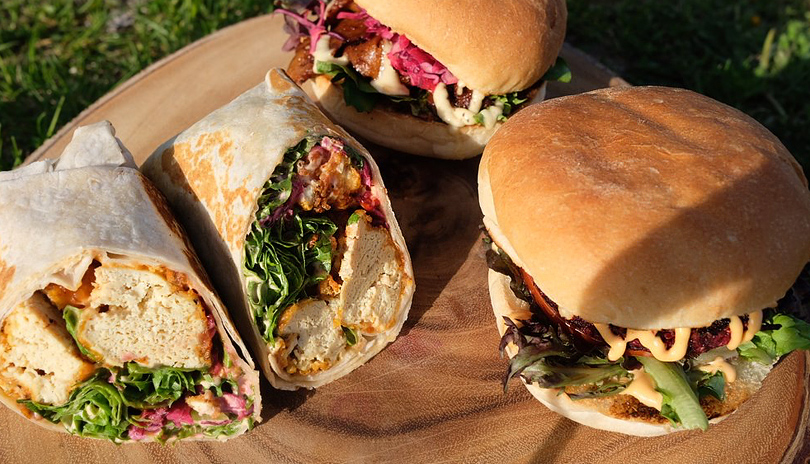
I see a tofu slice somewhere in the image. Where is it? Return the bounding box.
[0,293,95,405]
[78,264,211,368]
[273,210,406,375]
[338,211,405,333]
[276,299,346,375]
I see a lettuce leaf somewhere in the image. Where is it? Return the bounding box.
[20,363,247,441]
[244,139,338,343]
[490,92,529,122]
[114,363,199,409]
[342,326,358,346]
[686,368,726,401]
[738,313,810,364]
[500,317,629,394]
[637,357,708,431]
[62,305,99,361]
[19,373,129,441]
[541,56,572,83]
[315,61,379,112]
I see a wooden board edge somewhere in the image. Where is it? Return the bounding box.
[781,351,810,463]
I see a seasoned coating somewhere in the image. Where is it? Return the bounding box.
[0,293,95,405]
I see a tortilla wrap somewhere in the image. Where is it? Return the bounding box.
[142,69,414,390]
[0,121,260,441]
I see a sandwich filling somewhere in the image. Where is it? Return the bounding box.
[244,135,406,378]
[0,261,255,442]
[274,0,570,128]
[485,234,810,431]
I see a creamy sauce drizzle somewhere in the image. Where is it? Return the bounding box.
[371,40,409,96]
[433,83,489,128]
[595,310,764,363]
[726,316,745,350]
[621,368,663,410]
[697,357,737,383]
[742,310,762,343]
[594,324,691,362]
[478,101,504,129]
[312,35,348,72]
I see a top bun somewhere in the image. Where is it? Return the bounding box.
[479,86,810,329]
[355,0,567,95]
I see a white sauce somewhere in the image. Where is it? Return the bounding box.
[621,368,663,410]
[370,40,409,96]
[433,83,489,128]
[478,101,504,130]
[312,34,348,72]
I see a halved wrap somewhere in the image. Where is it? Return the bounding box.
[0,121,260,442]
[142,69,415,390]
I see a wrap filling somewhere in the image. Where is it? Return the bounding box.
[0,261,255,442]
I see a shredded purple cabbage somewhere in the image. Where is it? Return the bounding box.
[275,0,342,53]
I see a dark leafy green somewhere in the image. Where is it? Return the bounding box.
[500,317,629,395]
[315,56,569,124]
[19,361,247,441]
[686,367,726,401]
[342,326,358,346]
[244,139,339,343]
[738,312,810,364]
[315,61,379,112]
[541,56,572,83]
[62,305,99,361]
[20,373,129,441]
[113,363,198,409]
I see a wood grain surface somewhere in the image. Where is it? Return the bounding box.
[15,13,810,464]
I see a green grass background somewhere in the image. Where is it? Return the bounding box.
[1,0,809,171]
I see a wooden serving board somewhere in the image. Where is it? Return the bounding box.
[18,14,810,464]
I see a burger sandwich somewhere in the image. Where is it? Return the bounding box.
[274,0,569,159]
[479,86,810,435]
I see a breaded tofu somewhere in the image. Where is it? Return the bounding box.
[339,211,405,333]
[277,299,346,374]
[78,264,211,368]
[0,293,95,405]
[275,210,406,374]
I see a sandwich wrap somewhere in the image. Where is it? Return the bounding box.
[143,69,414,390]
[0,121,260,442]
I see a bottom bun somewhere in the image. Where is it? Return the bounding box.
[309,76,546,160]
[487,269,771,436]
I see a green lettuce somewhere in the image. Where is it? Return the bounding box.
[637,357,708,431]
[738,312,810,364]
[315,61,379,112]
[686,367,726,401]
[63,305,99,361]
[315,57,571,124]
[20,373,129,441]
[19,361,245,441]
[244,138,338,343]
[342,326,358,346]
[541,56,573,83]
[114,363,199,409]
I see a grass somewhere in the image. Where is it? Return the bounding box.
[1,1,809,171]
[566,0,810,171]
[0,0,272,170]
